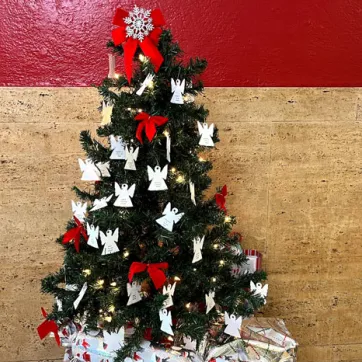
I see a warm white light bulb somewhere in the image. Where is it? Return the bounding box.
[225,216,231,223]
[123,250,129,258]
[171,167,177,174]
[139,54,146,62]
[104,316,112,322]
[83,269,91,276]
[213,244,219,249]
[174,276,181,281]
[108,305,115,313]
[176,175,185,183]
[212,277,216,282]
[219,260,225,265]
[185,302,191,309]
[110,281,117,287]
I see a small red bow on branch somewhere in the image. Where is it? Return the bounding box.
[111,6,165,83]
[62,217,88,253]
[215,185,228,213]
[37,308,60,346]
[129,261,169,289]
[134,112,168,144]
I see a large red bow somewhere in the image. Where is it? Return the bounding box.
[135,112,168,144]
[62,217,88,253]
[215,185,228,213]
[129,262,168,289]
[111,6,165,83]
[37,308,60,346]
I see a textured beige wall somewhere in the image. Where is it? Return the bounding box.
[0,87,361,362]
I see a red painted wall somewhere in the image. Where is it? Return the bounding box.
[1,0,362,87]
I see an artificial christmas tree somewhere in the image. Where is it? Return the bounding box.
[39,5,271,361]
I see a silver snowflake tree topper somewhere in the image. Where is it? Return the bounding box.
[124,5,154,41]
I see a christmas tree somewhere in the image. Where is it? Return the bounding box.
[39,5,267,361]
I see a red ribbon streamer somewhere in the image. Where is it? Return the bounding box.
[62,217,88,253]
[128,261,168,289]
[215,185,228,213]
[111,7,165,83]
[134,112,168,144]
[37,308,60,346]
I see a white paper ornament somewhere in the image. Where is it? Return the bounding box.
[205,290,215,314]
[136,73,154,95]
[124,5,154,41]
[86,223,99,249]
[166,132,171,162]
[108,54,116,79]
[114,182,135,207]
[55,297,63,312]
[162,283,176,308]
[192,236,205,263]
[250,281,268,304]
[183,336,197,351]
[90,194,113,212]
[103,327,125,352]
[96,161,111,177]
[147,165,168,191]
[224,312,242,338]
[110,135,126,160]
[101,101,114,126]
[78,158,101,181]
[71,201,87,222]
[171,78,185,104]
[197,121,214,147]
[73,282,87,310]
[156,202,184,232]
[189,181,196,205]
[100,228,119,255]
[159,308,173,335]
[127,282,142,306]
[124,146,139,170]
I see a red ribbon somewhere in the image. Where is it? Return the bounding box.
[128,261,168,289]
[62,217,88,253]
[37,308,60,346]
[215,185,228,213]
[111,7,165,83]
[134,112,168,144]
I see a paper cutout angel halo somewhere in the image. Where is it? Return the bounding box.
[156,202,184,232]
[170,78,185,104]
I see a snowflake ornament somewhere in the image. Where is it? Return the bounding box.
[124,6,154,41]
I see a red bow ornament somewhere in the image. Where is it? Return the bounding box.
[129,261,168,289]
[37,308,61,346]
[62,217,88,253]
[134,112,168,144]
[112,5,165,83]
[215,185,228,213]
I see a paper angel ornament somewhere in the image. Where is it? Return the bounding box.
[103,327,125,353]
[78,158,101,181]
[183,336,197,351]
[136,73,154,96]
[110,135,126,160]
[73,283,87,310]
[250,281,268,304]
[170,78,185,104]
[100,228,119,255]
[101,101,114,126]
[205,290,215,314]
[147,165,168,191]
[114,182,135,207]
[159,308,173,335]
[197,121,215,147]
[192,236,205,263]
[224,312,242,338]
[127,281,142,306]
[156,203,184,232]
[86,223,99,249]
[71,201,87,222]
[124,146,139,170]
[162,283,176,308]
[96,161,111,177]
[90,194,113,212]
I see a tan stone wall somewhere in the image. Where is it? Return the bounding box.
[0,87,361,362]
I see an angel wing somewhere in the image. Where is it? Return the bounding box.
[71,200,77,212]
[165,310,172,325]
[110,135,119,150]
[161,164,168,179]
[180,79,185,93]
[200,235,205,248]
[260,284,268,297]
[163,202,172,215]
[208,123,214,136]
[78,158,86,171]
[81,202,87,213]
[100,231,107,245]
[235,316,242,327]
[172,212,184,224]
[132,147,139,161]
[159,309,165,321]
[162,285,167,295]
[95,225,99,236]
[114,182,122,196]
[112,228,119,241]
[197,121,203,135]
[250,281,256,292]
[147,166,155,181]
[86,222,91,235]
[105,194,113,202]
[127,283,132,296]
[170,282,176,296]
[224,311,230,325]
[171,78,176,92]
[128,184,136,197]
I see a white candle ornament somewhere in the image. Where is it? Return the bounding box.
[108,54,116,79]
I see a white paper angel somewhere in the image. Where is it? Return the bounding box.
[162,282,176,308]
[197,121,215,147]
[171,78,185,104]
[71,201,87,222]
[224,312,242,338]
[96,161,111,177]
[101,101,114,126]
[159,308,173,335]
[90,194,113,212]
[103,327,125,352]
[136,73,154,96]
[250,281,268,304]
[127,281,142,306]
[147,165,168,191]
[205,290,215,314]
[114,182,135,207]
[192,236,205,263]
[73,282,88,310]
[183,336,197,351]
[124,146,139,170]
[86,223,99,249]
[110,135,126,160]
[78,158,101,181]
[156,203,184,232]
[100,228,119,255]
